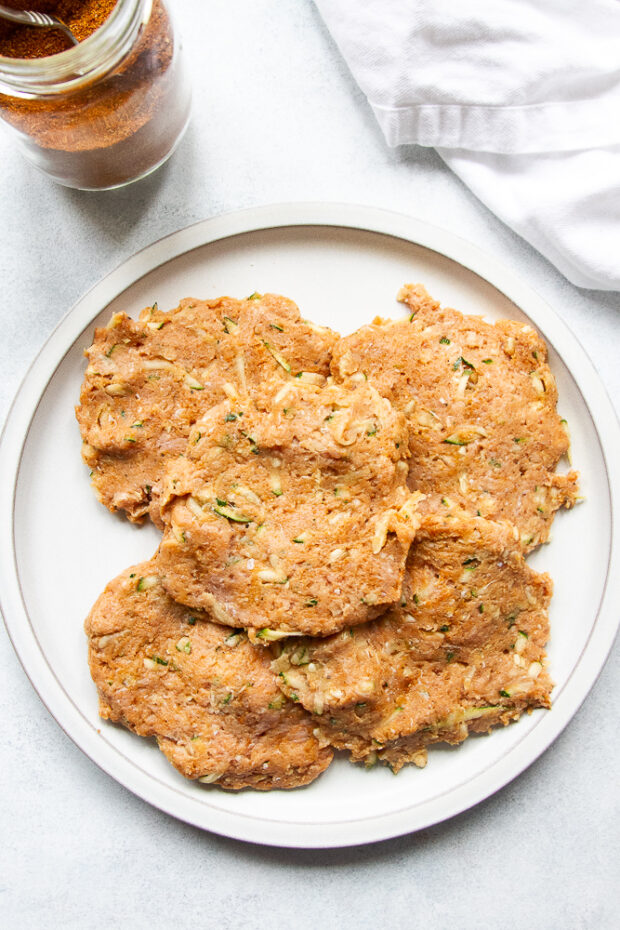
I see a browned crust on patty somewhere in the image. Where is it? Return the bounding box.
[85,561,333,790]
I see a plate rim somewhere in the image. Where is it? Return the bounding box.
[1,201,619,848]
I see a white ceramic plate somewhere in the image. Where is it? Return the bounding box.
[1,204,619,848]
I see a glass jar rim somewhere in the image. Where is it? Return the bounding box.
[0,0,152,97]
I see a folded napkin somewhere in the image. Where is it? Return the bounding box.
[316,0,620,290]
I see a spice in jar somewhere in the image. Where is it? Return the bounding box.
[0,0,191,189]
[0,2,117,58]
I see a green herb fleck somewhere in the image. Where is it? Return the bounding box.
[453,356,476,372]
[214,502,252,523]
[222,315,239,334]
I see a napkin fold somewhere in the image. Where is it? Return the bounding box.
[316,0,620,290]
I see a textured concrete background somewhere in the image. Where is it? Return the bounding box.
[0,2,618,927]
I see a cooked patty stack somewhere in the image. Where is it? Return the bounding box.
[79,286,578,789]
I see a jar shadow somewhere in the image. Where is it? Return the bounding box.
[56,129,189,241]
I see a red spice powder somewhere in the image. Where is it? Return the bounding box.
[0,1,117,58]
[0,1,190,188]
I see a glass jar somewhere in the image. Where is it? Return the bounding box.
[0,0,191,190]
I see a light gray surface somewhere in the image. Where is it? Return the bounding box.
[0,1,618,927]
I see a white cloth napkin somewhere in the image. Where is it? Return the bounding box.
[315,0,620,290]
